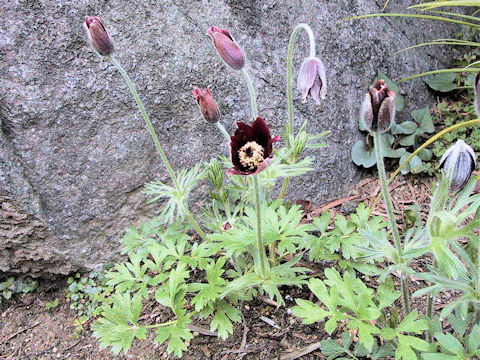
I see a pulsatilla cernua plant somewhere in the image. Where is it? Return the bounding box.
[82,15,480,360]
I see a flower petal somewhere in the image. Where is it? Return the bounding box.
[207,26,245,70]
[297,58,317,102]
[359,93,374,131]
[377,96,396,133]
[228,117,279,175]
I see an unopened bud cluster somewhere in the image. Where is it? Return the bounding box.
[360,79,396,134]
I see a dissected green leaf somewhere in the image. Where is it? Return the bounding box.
[209,300,242,339]
[92,292,146,354]
[155,316,193,357]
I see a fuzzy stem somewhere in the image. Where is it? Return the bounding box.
[373,131,409,313]
[286,23,316,134]
[370,119,480,216]
[277,178,290,200]
[476,216,480,324]
[253,175,268,277]
[426,170,453,340]
[279,23,316,199]
[215,122,231,143]
[108,55,207,241]
[242,68,258,119]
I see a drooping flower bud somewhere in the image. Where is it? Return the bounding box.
[439,139,476,192]
[206,26,245,70]
[359,79,396,134]
[192,86,221,124]
[297,57,327,105]
[84,16,114,56]
[474,72,480,118]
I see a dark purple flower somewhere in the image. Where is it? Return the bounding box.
[359,79,396,133]
[207,26,245,70]
[297,57,327,104]
[440,139,476,192]
[84,16,114,56]
[192,86,221,124]
[228,117,280,175]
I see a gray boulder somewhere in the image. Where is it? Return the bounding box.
[0,0,455,275]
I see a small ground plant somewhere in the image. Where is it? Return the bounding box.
[82,14,480,359]
[0,276,38,304]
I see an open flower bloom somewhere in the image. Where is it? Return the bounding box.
[228,117,280,175]
[359,79,396,133]
[84,16,114,56]
[297,57,327,104]
[440,139,476,192]
[206,26,245,70]
[192,86,221,123]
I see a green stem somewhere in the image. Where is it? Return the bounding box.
[145,319,178,328]
[370,119,480,215]
[476,216,480,324]
[277,178,290,200]
[253,175,268,277]
[373,131,409,313]
[279,23,316,199]
[215,122,231,143]
[241,68,258,119]
[286,23,316,135]
[145,309,199,328]
[185,210,207,241]
[108,55,207,241]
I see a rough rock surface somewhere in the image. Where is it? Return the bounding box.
[1,0,456,275]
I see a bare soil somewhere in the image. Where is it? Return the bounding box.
[0,175,463,360]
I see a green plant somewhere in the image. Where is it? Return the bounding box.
[292,174,480,359]
[422,312,480,359]
[352,73,435,174]
[0,276,38,303]
[66,271,113,319]
[292,273,432,359]
[45,298,60,310]
[82,12,480,360]
[84,20,327,357]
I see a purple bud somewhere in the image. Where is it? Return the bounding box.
[297,57,327,105]
[439,139,476,192]
[192,86,221,124]
[84,16,114,56]
[207,26,245,71]
[360,79,396,133]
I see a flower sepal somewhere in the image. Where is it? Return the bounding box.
[360,79,396,134]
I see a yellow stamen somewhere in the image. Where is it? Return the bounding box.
[238,141,265,170]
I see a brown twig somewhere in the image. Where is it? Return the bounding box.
[240,312,249,350]
[312,195,359,215]
[280,342,323,360]
[0,322,41,345]
[187,324,217,336]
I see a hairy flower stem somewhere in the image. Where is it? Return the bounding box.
[242,68,258,119]
[215,122,231,143]
[278,24,316,199]
[253,175,269,277]
[286,23,316,134]
[108,55,207,241]
[373,131,409,313]
[425,170,452,341]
